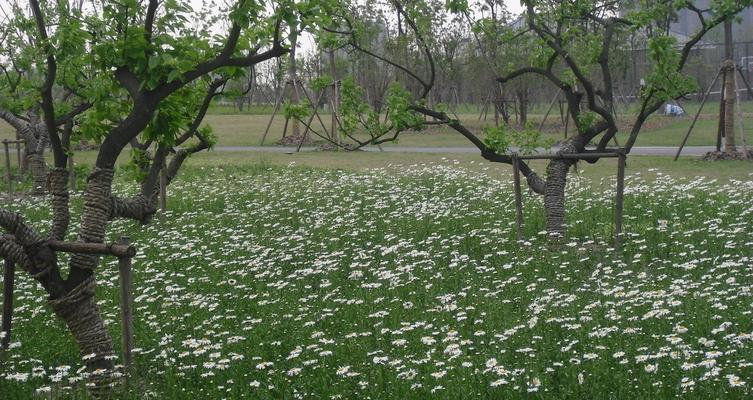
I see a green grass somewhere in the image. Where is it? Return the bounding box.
[1,161,753,399]
[3,100,752,148]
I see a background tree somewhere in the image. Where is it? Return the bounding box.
[0,0,90,194]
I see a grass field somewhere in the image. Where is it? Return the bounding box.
[1,162,753,399]
[2,102,752,148]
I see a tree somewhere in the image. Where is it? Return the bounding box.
[0,0,301,393]
[340,0,752,239]
[0,1,91,194]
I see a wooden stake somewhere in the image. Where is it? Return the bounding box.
[117,237,135,372]
[329,50,339,144]
[615,152,626,251]
[675,68,722,160]
[733,68,750,158]
[15,138,21,171]
[538,90,561,132]
[297,90,325,152]
[2,259,15,350]
[259,84,286,145]
[512,155,524,241]
[299,84,331,138]
[3,140,11,193]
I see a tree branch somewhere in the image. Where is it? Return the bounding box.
[29,0,65,168]
[144,0,159,43]
[411,104,545,193]
[109,195,156,224]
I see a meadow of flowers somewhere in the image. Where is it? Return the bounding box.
[1,161,752,399]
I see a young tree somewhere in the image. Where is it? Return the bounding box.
[0,0,304,393]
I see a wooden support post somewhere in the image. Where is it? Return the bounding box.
[117,237,134,372]
[615,152,626,251]
[717,70,728,152]
[47,240,136,258]
[15,138,21,171]
[675,68,722,160]
[2,259,15,350]
[511,155,524,241]
[159,158,167,212]
[538,90,561,132]
[299,84,332,138]
[297,90,326,152]
[733,68,750,158]
[259,84,286,145]
[3,140,11,193]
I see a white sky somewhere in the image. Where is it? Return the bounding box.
[505,0,524,15]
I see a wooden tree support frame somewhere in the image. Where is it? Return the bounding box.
[510,150,627,250]
[675,64,753,160]
[1,237,137,373]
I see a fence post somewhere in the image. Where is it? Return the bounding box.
[2,259,15,350]
[117,237,134,372]
[511,154,524,241]
[615,151,626,251]
[3,140,11,193]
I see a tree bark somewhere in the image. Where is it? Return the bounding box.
[66,168,115,293]
[723,61,737,153]
[49,277,117,395]
[543,142,576,239]
[48,168,70,241]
